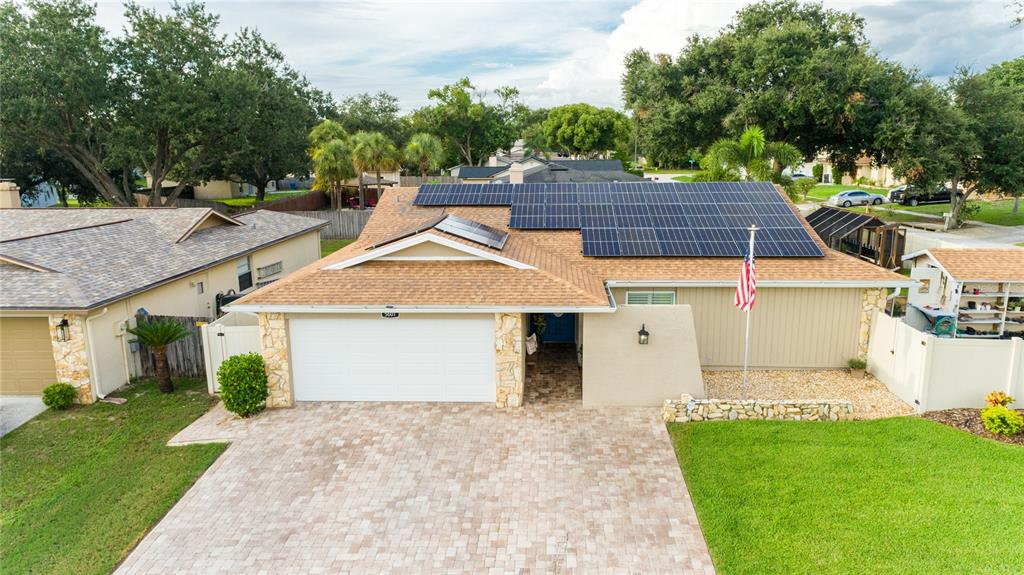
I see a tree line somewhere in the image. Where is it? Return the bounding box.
[1,1,634,208]
[623,0,1024,222]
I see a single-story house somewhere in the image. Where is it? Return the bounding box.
[229,182,911,408]
[806,206,906,269]
[903,247,1024,339]
[146,174,279,201]
[453,158,643,184]
[0,198,326,402]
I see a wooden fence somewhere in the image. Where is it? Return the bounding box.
[286,209,372,239]
[257,191,328,212]
[399,175,458,186]
[135,315,208,378]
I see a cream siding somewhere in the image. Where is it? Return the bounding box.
[642,287,864,369]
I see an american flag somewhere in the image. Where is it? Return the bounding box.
[734,253,757,311]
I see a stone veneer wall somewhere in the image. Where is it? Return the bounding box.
[663,394,854,423]
[494,312,524,408]
[258,312,293,408]
[858,288,888,358]
[48,314,92,404]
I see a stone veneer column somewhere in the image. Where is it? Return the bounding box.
[858,288,888,358]
[494,312,524,408]
[48,314,92,404]
[258,312,293,407]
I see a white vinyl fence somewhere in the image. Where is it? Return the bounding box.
[200,312,261,393]
[867,311,1024,412]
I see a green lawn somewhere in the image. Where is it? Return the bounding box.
[893,199,1024,227]
[211,189,311,207]
[803,183,889,202]
[321,239,354,257]
[672,173,695,182]
[50,198,111,208]
[670,417,1024,575]
[1,378,225,575]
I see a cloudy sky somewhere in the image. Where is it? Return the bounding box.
[94,0,1023,111]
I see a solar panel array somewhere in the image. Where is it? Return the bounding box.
[413,182,824,258]
[434,214,508,250]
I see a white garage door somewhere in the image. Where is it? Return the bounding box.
[289,316,496,402]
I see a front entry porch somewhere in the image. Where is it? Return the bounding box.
[524,342,582,406]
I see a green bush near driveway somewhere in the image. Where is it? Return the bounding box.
[670,417,1024,574]
[0,378,224,575]
[41,383,75,410]
[217,353,269,417]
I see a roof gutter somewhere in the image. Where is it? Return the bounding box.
[605,279,919,289]
[226,303,616,314]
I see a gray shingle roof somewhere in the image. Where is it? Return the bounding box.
[455,166,508,179]
[0,208,326,311]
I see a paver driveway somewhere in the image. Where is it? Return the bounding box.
[117,349,714,574]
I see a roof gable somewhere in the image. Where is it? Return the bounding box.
[322,233,535,271]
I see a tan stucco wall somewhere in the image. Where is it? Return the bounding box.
[85,232,320,397]
[581,305,704,406]
[626,287,864,369]
[193,180,236,200]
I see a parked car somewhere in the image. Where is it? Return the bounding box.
[888,184,964,206]
[828,189,886,207]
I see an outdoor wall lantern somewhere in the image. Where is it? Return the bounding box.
[638,324,650,345]
[56,318,71,342]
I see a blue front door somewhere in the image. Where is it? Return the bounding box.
[542,313,576,343]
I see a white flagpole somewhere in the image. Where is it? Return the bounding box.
[741,225,757,401]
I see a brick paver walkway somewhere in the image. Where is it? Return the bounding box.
[116,347,714,574]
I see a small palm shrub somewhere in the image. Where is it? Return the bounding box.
[985,391,1014,407]
[217,353,269,417]
[127,317,191,393]
[42,383,76,410]
[981,405,1024,436]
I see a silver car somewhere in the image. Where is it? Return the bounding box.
[828,189,886,207]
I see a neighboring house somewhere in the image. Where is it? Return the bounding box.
[902,247,1024,339]
[146,174,279,201]
[806,206,906,269]
[796,153,903,187]
[452,158,644,184]
[0,195,327,402]
[229,182,911,409]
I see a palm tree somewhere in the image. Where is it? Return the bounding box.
[352,131,401,208]
[403,133,445,179]
[697,126,802,182]
[127,318,191,393]
[311,138,356,209]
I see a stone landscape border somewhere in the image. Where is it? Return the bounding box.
[663,394,854,423]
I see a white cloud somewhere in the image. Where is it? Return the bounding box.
[91,0,1023,111]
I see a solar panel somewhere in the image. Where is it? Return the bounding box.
[434,214,509,250]
[411,181,823,258]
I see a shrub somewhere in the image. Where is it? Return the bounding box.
[42,383,76,410]
[985,391,1014,407]
[791,178,816,201]
[812,164,824,182]
[847,357,867,370]
[217,353,269,417]
[831,165,843,184]
[980,405,1024,436]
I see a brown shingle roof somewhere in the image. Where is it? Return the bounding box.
[923,247,1024,282]
[236,187,907,310]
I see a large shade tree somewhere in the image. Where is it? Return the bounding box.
[622,0,905,168]
[335,92,408,148]
[541,104,629,158]
[351,131,401,208]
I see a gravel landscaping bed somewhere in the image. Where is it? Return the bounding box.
[923,408,1024,446]
[703,369,915,419]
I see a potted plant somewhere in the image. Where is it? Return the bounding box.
[847,357,867,378]
[531,314,547,343]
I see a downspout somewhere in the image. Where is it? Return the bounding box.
[85,307,109,402]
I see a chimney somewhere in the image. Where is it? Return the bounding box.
[487,155,498,167]
[0,180,21,208]
[509,162,524,184]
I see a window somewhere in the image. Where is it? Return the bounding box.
[626,290,676,305]
[196,281,204,294]
[237,257,253,291]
